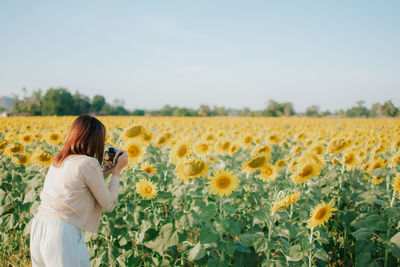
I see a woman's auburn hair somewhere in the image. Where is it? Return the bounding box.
[53,114,106,167]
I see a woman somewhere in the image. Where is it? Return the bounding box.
[29,114,128,267]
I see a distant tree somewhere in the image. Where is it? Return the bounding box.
[101,104,129,115]
[345,101,369,117]
[12,88,42,115]
[198,105,212,116]
[41,88,74,115]
[370,103,382,117]
[262,100,295,117]
[239,107,252,116]
[131,109,145,116]
[212,106,228,116]
[381,100,399,117]
[282,102,295,116]
[159,105,174,116]
[91,95,106,112]
[305,105,320,117]
[73,92,91,115]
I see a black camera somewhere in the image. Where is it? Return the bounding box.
[105,147,118,163]
[103,147,123,173]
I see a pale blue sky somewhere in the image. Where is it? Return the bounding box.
[0,0,399,112]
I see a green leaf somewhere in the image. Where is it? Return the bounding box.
[391,232,400,247]
[201,204,218,221]
[218,239,236,255]
[143,223,179,255]
[199,226,219,244]
[239,233,254,246]
[314,248,329,262]
[188,243,206,261]
[351,228,372,240]
[253,232,268,252]
[235,241,251,253]
[287,244,303,262]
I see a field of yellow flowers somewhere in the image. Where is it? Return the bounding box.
[1,116,400,266]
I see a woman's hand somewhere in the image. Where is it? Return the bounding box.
[102,161,114,177]
[112,150,128,176]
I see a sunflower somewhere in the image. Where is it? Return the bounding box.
[342,151,358,170]
[291,145,303,156]
[331,157,340,165]
[175,158,209,182]
[215,140,231,154]
[4,143,24,158]
[272,192,301,213]
[367,157,388,173]
[136,178,158,200]
[327,138,349,154]
[13,153,31,167]
[207,169,239,197]
[229,143,239,156]
[267,134,280,145]
[141,163,158,174]
[392,174,400,194]
[275,159,287,170]
[251,144,271,157]
[291,160,322,184]
[242,135,253,148]
[207,157,218,164]
[20,134,33,145]
[170,141,192,164]
[154,133,172,147]
[390,153,400,168]
[47,132,63,145]
[256,164,278,182]
[122,141,146,166]
[193,141,214,157]
[0,140,8,152]
[308,143,325,155]
[32,150,53,167]
[307,201,337,229]
[243,155,268,173]
[371,176,384,185]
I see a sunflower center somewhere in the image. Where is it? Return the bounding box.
[177,145,187,157]
[221,142,230,150]
[128,146,139,157]
[248,156,266,168]
[144,167,152,173]
[182,161,204,176]
[144,185,152,194]
[344,154,354,164]
[50,134,59,140]
[244,136,252,144]
[23,136,30,141]
[11,144,22,153]
[300,165,313,177]
[315,207,327,220]
[125,126,142,138]
[199,144,208,152]
[39,152,51,161]
[19,156,27,163]
[0,141,8,149]
[264,166,273,176]
[217,176,231,189]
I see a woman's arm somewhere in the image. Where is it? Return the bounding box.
[81,157,120,212]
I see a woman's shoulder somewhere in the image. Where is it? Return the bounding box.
[66,154,100,166]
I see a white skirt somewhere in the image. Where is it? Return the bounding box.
[30,214,90,267]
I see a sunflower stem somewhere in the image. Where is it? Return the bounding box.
[308,228,314,267]
[219,198,223,219]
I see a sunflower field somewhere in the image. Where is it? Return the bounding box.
[1,116,400,267]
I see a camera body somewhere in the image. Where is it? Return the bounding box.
[104,147,118,163]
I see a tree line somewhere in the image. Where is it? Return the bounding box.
[5,87,400,117]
